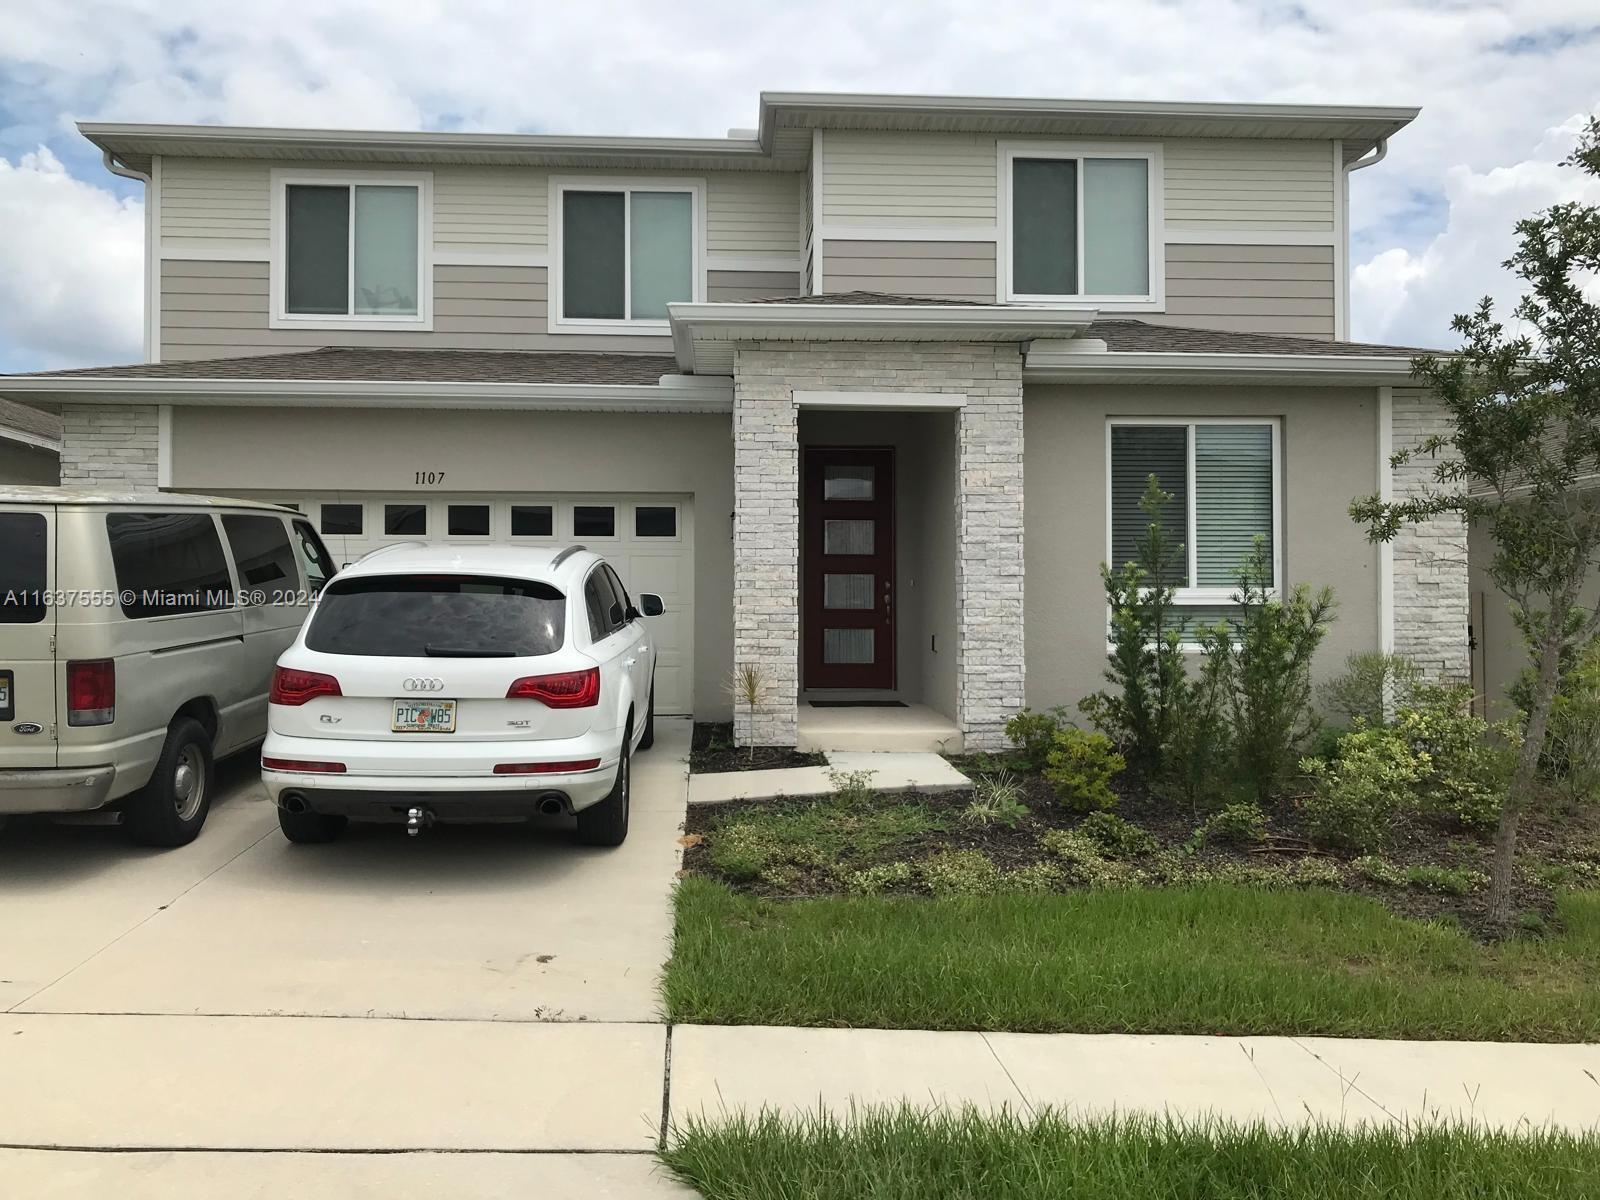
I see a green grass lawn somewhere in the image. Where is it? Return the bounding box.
[660,1108,1600,1200]
[664,877,1600,1040]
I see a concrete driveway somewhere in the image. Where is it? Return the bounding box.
[0,718,695,1198]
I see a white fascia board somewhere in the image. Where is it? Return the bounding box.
[0,377,734,413]
[0,425,62,452]
[1024,349,1419,385]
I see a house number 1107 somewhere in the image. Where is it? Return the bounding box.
[414,471,445,485]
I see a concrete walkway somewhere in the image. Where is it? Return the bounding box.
[686,750,970,804]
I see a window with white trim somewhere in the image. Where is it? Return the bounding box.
[553,179,700,329]
[273,172,430,327]
[1003,143,1160,305]
[1107,418,1280,613]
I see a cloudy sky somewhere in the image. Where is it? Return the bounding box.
[0,0,1596,372]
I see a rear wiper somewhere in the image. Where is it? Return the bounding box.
[423,644,516,658]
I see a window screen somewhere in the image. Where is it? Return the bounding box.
[285,185,350,315]
[563,191,626,319]
[106,513,234,618]
[1109,426,1188,582]
[222,515,296,595]
[285,183,419,317]
[1012,158,1077,295]
[0,512,47,624]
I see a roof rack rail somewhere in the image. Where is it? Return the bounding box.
[550,544,588,569]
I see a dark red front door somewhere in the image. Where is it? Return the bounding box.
[803,446,895,690]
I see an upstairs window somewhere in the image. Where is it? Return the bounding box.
[554,180,699,329]
[1108,419,1279,615]
[274,172,430,326]
[1003,144,1160,305]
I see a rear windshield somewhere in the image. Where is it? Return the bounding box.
[306,574,565,658]
[0,512,48,624]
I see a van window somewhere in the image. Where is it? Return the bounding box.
[106,513,234,618]
[222,516,297,599]
[305,575,566,657]
[0,512,47,624]
[291,520,337,594]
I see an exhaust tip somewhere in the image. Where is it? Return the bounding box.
[537,794,566,816]
[280,792,308,815]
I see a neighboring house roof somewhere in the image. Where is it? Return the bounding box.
[79,93,1417,175]
[0,397,62,451]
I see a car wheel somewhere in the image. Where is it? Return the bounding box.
[124,717,213,848]
[576,731,631,847]
[639,676,656,750]
[277,806,348,844]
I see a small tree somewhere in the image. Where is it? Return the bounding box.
[1350,118,1600,926]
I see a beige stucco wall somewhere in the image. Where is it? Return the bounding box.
[1023,384,1383,713]
[169,405,735,720]
[0,439,60,486]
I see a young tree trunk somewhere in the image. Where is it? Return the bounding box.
[1486,626,1567,925]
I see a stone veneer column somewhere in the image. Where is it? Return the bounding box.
[731,348,801,747]
[59,404,160,489]
[1391,387,1471,680]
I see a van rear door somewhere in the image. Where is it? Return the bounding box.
[0,507,56,768]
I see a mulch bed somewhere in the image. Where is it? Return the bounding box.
[689,722,828,774]
[682,762,1596,940]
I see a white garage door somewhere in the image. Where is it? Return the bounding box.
[273,493,695,715]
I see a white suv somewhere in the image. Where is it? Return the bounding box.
[260,543,660,846]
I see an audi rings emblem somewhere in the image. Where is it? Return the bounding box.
[403,677,445,692]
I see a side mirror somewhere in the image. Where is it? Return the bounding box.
[639,593,665,617]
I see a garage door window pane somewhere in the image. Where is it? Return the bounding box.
[563,191,626,319]
[320,504,363,535]
[635,505,677,538]
[285,185,350,315]
[353,185,419,316]
[384,504,427,536]
[574,505,615,537]
[510,505,553,537]
[447,504,491,536]
[824,519,874,556]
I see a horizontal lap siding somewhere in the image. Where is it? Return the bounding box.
[821,240,997,301]
[706,270,800,301]
[1142,243,1336,339]
[158,261,674,357]
[1163,139,1335,232]
[705,173,804,257]
[820,131,997,228]
[433,167,545,253]
[159,158,270,250]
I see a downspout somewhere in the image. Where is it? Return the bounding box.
[1344,137,1388,175]
[102,150,156,364]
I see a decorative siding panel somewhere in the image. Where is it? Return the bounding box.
[820,131,998,228]
[158,261,674,358]
[706,270,800,302]
[1163,139,1335,231]
[705,172,804,256]
[821,240,997,301]
[433,166,546,252]
[159,158,271,249]
[1142,243,1336,339]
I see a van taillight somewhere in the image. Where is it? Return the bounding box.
[270,667,343,706]
[67,659,115,726]
[505,667,600,708]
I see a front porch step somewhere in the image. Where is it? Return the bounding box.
[796,702,964,755]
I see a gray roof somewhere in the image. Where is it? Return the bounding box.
[749,290,990,307]
[0,397,61,442]
[5,347,681,385]
[1085,319,1446,358]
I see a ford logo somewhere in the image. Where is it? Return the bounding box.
[13,722,42,735]
[403,678,445,692]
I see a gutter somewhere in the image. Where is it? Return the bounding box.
[1023,346,1420,386]
[101,150,156,361]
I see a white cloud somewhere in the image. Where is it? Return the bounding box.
[0,146,142,371]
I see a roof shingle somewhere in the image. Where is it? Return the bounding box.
[0,398,62,442]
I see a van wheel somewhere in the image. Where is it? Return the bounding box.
[124,717,213,848]
[639,677,656,750]
[576,734,630,847]
[278,807,348,844]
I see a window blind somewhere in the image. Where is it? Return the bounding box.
[1109,425,1188,582]
[1195,424,1274,587]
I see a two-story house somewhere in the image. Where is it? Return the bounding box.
[0,91,1469,750]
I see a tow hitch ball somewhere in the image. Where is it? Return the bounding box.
[406,806,435,837]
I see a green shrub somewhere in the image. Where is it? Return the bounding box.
[1352,855,1407,886]
[1541,639,1600,805]
[1318,651,1426,727]
[1003,707,1070,772]
[1000,860,1067,893]
[1195,802,1268,847]
[1288,857,1344,887]
[1299,727,1422,850]
[1040,829,1145,888]
[1405,864,1488,896]
[845,861,915,896]
[1393,685,1512,830]
[1159,623,1236,811]
[919,849,1002,896]
[1043,728,1126,812]
[961,771,1029,829]
[1077,811,1158,858]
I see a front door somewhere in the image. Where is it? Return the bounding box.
[803,447,895,690]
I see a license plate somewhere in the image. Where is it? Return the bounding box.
[392,698,456,733]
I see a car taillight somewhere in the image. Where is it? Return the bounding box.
[493,759,602,775]
[262,756,347,774]
[270,667,342,706]
[66,659,115,726]
[505,667,600,708]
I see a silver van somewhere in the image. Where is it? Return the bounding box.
[0,490,337,846]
